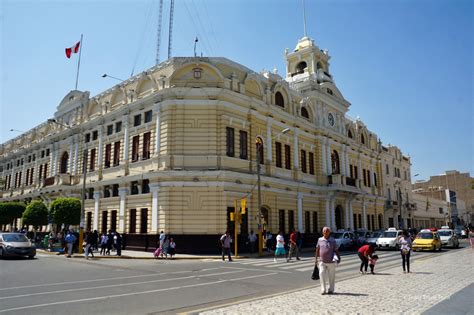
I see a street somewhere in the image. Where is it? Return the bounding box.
[0,242,471,314]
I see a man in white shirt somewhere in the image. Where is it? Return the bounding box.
[159,231,166,249]
[248,230,257,253]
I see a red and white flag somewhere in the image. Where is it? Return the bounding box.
[65,41,81,58]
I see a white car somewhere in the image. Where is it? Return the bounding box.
[376,228,403,249]
[438,229,459,248]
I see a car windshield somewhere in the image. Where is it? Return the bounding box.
[417,233,433,239]
[2,234,29,242]
[371,232,382,238]
[438,231,452,237]
[356,232,366,237]
[383,232,397,238]
[332,233,344,239]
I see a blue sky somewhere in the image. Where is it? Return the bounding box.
[1,0,472,181]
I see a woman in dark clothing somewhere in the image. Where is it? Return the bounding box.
[357,243,376,274]
[397,230,413,273]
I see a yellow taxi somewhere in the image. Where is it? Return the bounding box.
[412,229,442,252]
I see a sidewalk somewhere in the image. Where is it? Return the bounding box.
[200,248,474,314]
[36,248,277,260]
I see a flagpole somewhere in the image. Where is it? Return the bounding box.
[75,34,83,90]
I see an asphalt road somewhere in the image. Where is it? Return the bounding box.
[0,244,467,315]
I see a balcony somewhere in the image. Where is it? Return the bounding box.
[43,177,55,187]
[405,203,417,211]
[327,174,343,185]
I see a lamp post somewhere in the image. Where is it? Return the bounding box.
[101,74,125,82]
[255,127,290,255]
[48,119,87,254]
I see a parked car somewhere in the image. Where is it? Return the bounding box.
[376,228,403,249]
[412,229,442,252]
[0,233,36,258]
[438,229,459,248]
[332,231,355,250]
[366,231,383,245]
[453,226,464,238]
[354,230,371,246]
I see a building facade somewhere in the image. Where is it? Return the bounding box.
[413,171,473,226]
[0,36,412,251]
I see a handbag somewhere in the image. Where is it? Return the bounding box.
[311,263,320,280]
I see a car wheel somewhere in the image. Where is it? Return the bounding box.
[0,247,3,258]
[28,255,35,259]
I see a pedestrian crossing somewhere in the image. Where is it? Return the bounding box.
[228,250,430,273]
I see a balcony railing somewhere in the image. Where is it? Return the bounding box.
[43,177,55,187]
[346,177,356,187]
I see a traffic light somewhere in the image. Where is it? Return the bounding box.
[240,198,246,214]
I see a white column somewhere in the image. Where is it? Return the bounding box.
[73,136,79,174]
[325,198,331,227]
[97,128,103,168]
[321,140,327,175]
[340,145,346,176]
[266,118,273,163]
[118,188,128,233]
[371,162,376,188]
[297,192,303,232]
[349,200,354,230]
[358,157,363,182]
[345,199,350,229]
[122,117,129,162]
[68,140,74,174]
[330,199,336,230]
[93,191,101,231]
[49,144,54,176]
[150,184,160,233]
[345,150,350,178]
[326,142,332,175]
[293,129,299,170]
[33,152,38,186]
[154,103,161,157]
[362,201,367,229]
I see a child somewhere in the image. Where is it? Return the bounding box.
[369,254,379,274]
[168,238,176,259]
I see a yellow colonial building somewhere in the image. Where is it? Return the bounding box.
[0,36,412,252]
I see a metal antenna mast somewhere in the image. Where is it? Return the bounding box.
[168,0,175,59]
[156,0,164,65]
[302,0,308,37]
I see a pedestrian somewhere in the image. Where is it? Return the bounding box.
[100,232,108,255]
[369,254,379,274]
[316,226,341,295]
[91,230,99,252]
[265,231,273,252]
[161,236,170,259]
[287,229,301,262]
[168,237,176,259]
[84,231,95,259]
[64,229,76,258]
[297,231,303,253]
[397,230,412,273]
[357,243,376,274]
[159,231,166,249]
[115,232,122,256]
[274,231,286,262]
[248,230,257,253]
[220,230,233,262]
[106,230,114,255]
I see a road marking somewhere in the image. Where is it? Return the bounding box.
[0,270,244,300]
[0,272,277,313]
[0,267,221,291]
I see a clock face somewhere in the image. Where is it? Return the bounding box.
[328,113,335,126]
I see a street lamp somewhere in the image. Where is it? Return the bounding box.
[256,127,290,255]
[48,118,87,253]
[101,74,125,82]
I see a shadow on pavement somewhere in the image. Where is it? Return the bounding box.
[411,272,433,275]
[330,292,368,296]
[370,272,392,276]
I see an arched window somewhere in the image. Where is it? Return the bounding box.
[301,107,309,119]
[348,130,353,139]
[361,134,365,144]
[331,150,340,174]
[60,152,69,174]
[296,61,307,74]
[275,92,284,107]
[316,62,323,70]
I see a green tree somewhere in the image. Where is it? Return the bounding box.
[0,202,26,229]
[22,200,49,238]
[50,198,81,227]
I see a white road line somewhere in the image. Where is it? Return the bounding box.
[0,270,244,300]
[0,272,277,313]
[0,268,221,292]
[220,266,292,274]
